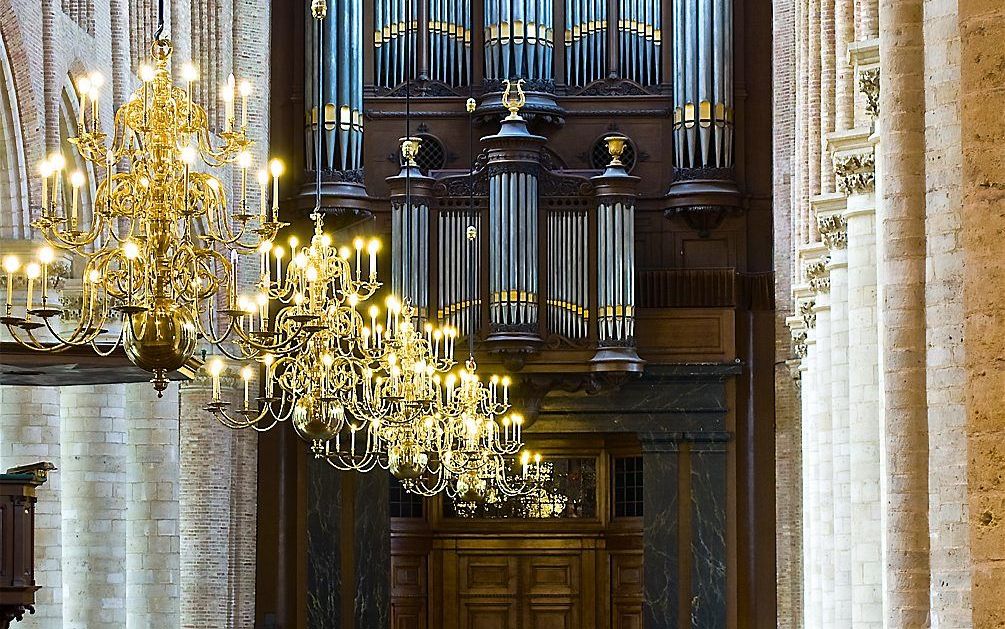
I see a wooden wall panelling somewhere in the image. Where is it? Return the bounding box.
[635,308,736,363]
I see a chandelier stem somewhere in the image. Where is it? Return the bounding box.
[314,3,324,214]
[153,0,165,40]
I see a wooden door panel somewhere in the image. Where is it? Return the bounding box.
[392,554,427,597]
[525,602,578,629]
[460,600,517,629]
[459,555,518,595]
[613,603,643,629]
[522,555,581,597]
[611,552,643,598]
[391,601,427,629]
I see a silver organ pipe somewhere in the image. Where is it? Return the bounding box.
[481,109,546,348]
[427,0,471,85]
[590,136,643,372]
[387,139,435,319]
[374,0,419,87]
[564,0,607,86]
[307,0,365,172]
[437,209,481,337]
[546,207,589,340]
[672,0,733,169]
[618,0,661,85]
[484,0,554,80]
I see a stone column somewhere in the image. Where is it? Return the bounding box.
[0,385,62,627]
[60,384,128,627]
[125,382,180,628]
[793,284,820,627]
[641,436,678,629]
[878,0,931,624]
[833,128,883,628]
[179,375,234,629]
[922,0,971,623]
[818,196,851,627]
[354,471,390,628]
[805,243,834,628]
[960,2,1005,627]
[689,438,728,627]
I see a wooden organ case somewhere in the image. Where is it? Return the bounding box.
[261,0,775,626]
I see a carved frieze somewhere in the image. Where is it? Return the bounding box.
[833,151,875,195]
[859,68,880,119]
[817,214,848,250]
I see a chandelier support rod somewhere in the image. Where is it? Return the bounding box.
[314,3,325,215]
[153,0,166,40]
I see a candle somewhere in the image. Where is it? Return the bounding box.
[225,74,236,132]
[3,256,19,309]
[502,376,511,405]
[209,359,223,401]
[241,365,253,408]
[269,159,283,219]
[39,161,51,211]
[230,250,239,307]
[70,171,85,231]
[273,246,284,286]
[25,263,40,313]
[353,237,363,278]
[76,76,90,129]
[139,65,154,125]
[239,80,251,129]
[257,170,268,220]
[367,239,379,279]
[105,149,114,215]
[50,153,65,216]
[89,73,103,130]
[38,247,53,304]
[237,151,251,213]
[181,62,197,124]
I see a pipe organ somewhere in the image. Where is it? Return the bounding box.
[564,0,607,86]
[591,136,642,370]
[671,0,733,170]
[374,0,420,87]
[483,0,554,80]
[618,0,662,85]
[388,139,435,318]
[306,0,364,174]
[482,110,547,348]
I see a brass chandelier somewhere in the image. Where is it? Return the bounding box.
[1,6,288,393]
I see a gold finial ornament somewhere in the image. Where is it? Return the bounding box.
[501,79,526,120]
[605,134,629,167]
[400,136,422,166]
[466,225,477,240]
[466,97,476,113]
[312,0,327,19]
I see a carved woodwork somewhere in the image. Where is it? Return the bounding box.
[0,463,54,629]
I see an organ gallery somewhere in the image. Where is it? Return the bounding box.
[0,0,1002,628]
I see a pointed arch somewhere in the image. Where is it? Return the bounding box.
[0,31,29,239]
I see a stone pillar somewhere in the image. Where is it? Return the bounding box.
[832,128,883,628]
[689,438,728,627]
[0,385,62,627]
[922,0,971,623]
[179,376,234,629]
[307,458,342,628]
[820,0,836,193]
[354,471,390,628]
[805,243,834,628]
[960,2,1005,627]
[60,384,128,627]
[878,1,931,624]
[818,196,851,628]
[794,286,821,627]
[125,382,180,628]
[641,436,678,628]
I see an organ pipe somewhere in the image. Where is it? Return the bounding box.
[565,0,607,86]
[388,138,436,318]
[482,86,546,349]
[591,135,643,372]
[306,0,364,172]
[672,0,733,169]
[428,0,472,85]
[484,0,554,80]
[618,0,661,85]
[374,0,419,87]
[546,208,589,340]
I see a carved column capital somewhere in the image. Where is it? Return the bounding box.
[818,214,848,250]
[833,151,876,195]
[859,67,880,119]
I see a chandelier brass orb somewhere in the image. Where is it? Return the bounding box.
[388,440,429,480]
[122,298,198,391]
